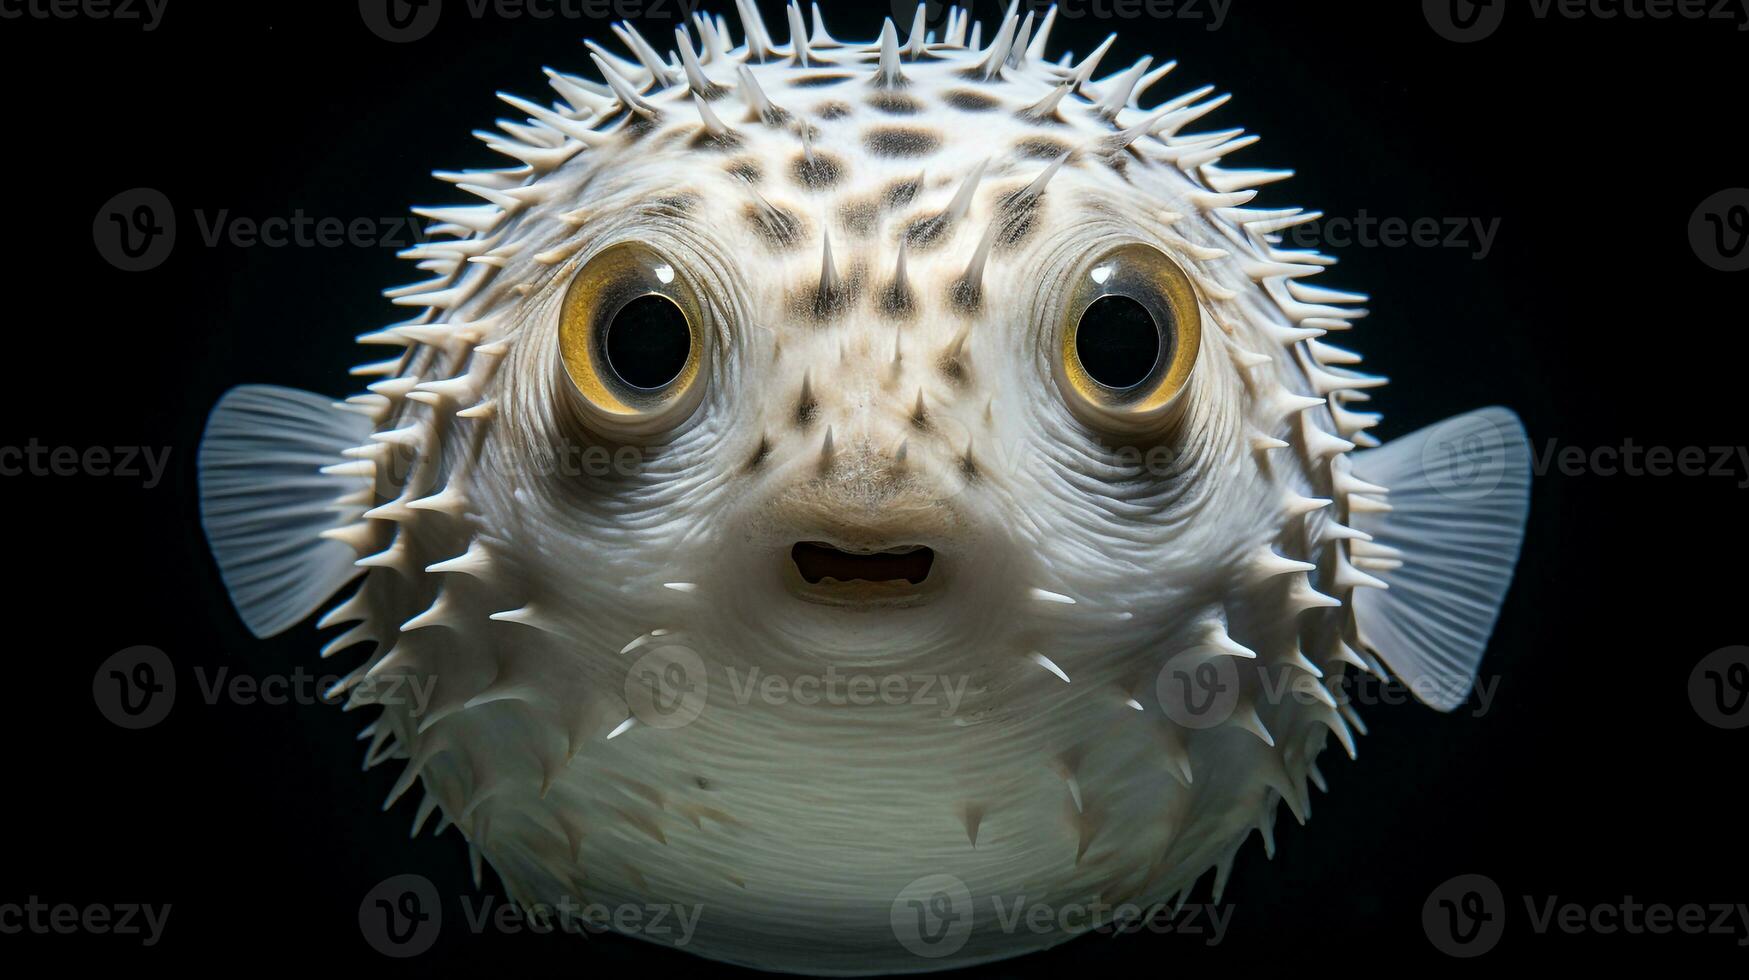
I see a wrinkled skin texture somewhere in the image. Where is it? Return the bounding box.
[325,9,1385,973]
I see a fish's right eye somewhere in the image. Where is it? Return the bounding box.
[1055,242,1203,434]
[558,242,708,436]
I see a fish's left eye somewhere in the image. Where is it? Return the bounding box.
[558,242,708,437]
[1056,242,1202,433]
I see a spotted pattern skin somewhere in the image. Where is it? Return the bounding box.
[317,4,1397,973]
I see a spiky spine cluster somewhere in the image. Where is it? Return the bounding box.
[312,2,1397,971]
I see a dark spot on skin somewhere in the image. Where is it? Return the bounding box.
[744,202,803,248]
[903,212,951,250]
[997,210,1037,251]
[753,104,793,127]
[689,128,744,152]
[726,158,764,183]
[1016,88,1074,126]
[789,264,865,323]
[840,199,880,237]
[792,151,843,189]
[994,188,1040,250]
[938,348,971,390]
[642,195,697,224]
[695,776,713,790]
[960,452,978,478]
[812,281,852,320]
[864,127,941,158]
[867,92,921,115]
[1014,136,1071,160]
[882,176,921,211]
[790,74,854,87]
[880,277,914,318]
[816,101,853,120]
[619,114,659,141]
[944,89,999,111]
[949,277,982,315]
[747,440,771,471]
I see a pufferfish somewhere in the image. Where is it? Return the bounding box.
[197,3,1532,973]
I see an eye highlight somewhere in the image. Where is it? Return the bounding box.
[1057,243,1202,431]
[559,242,707,435]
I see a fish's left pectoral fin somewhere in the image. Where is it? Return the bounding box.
[198,385,377,638]
[1346,407,1532,712]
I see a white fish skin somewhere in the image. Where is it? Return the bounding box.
[196,4,1532,973]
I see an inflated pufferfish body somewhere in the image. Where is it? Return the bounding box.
[198,4,1532,973]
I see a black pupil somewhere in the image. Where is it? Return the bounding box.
[1076,295,1162,390]
[605,294,690,389]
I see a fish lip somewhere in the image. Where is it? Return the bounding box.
[787,541,937,604]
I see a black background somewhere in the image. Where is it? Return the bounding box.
[3,0,1744,973]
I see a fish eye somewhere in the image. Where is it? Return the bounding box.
[605,295,690,389]
[1057,242,1202,431]
[559,242,707,435]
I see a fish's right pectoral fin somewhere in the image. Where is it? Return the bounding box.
[1346,407,1533,712]
[198,384,377,638]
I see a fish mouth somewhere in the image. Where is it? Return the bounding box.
[790,541,935,588]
